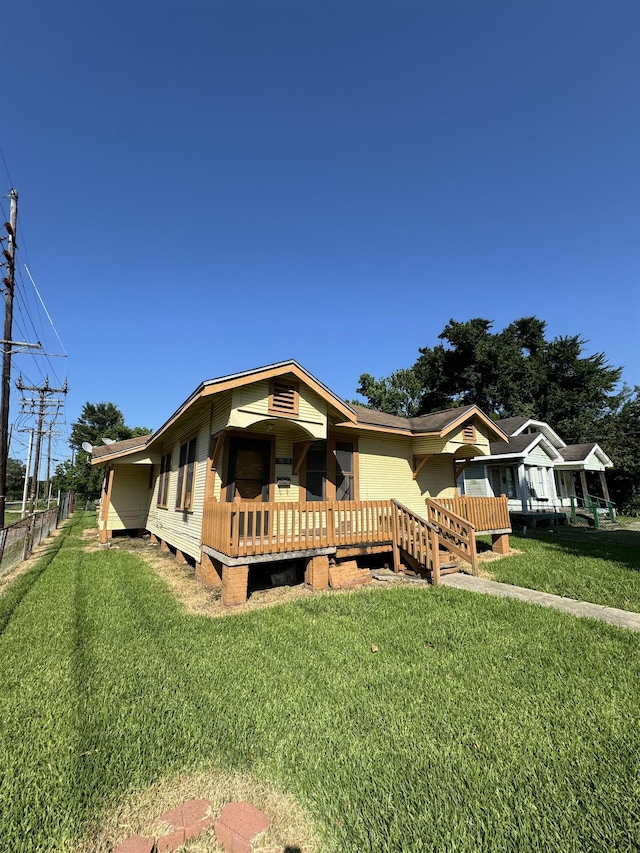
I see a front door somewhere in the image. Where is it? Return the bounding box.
[226,438,271,502]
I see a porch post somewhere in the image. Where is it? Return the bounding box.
[518,464,528,513]
[599,471,611,503]
[99,467,115,543]
[548,465,560,512]
[579,470,589,500]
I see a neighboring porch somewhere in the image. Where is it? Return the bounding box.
[201,495,511,604]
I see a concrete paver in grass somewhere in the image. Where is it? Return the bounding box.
[440,574,640,632]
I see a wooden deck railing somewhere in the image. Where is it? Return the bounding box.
[202,499,396,559]
[391,500,441,583]
[430,495,510,533]
[203,497,482,583]
[425,498,478,575]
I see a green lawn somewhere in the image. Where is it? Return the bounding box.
[1,513,639,852]
[483,526,640,612]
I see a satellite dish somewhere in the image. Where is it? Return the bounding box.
[81,442,93,453]
[101,437,115,445]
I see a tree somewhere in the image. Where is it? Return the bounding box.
[6,458,25,500]
[70,402,142,451]
[52,402,151,501]
[597,385,640,513]
[355,316,635,509]
[355,369,424,417]
[357,317,623,442]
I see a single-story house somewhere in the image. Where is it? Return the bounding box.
[92,360,512,604]
[459,417,613,516]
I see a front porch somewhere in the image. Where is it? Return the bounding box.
[201,495,511,604]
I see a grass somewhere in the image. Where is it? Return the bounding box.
[482,525,640,612]
[0,512,639,852]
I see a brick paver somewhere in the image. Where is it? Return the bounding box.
[155,798,211,852]
[214,801,270,853]
[113,836,155,853]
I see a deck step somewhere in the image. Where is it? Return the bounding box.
[439,565,462,576]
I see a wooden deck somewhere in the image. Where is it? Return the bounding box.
[201,496,508,577]
[202,500,396,560]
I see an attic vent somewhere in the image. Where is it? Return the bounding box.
[269,381,299,417]
[462,421,476,443]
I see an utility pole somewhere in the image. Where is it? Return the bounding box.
[0,189,18,528]
[16,377,67,556]
[20,428,33,518]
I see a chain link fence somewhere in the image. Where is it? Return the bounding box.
[0,493,75,578]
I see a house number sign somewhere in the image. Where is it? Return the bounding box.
[276,457,292,465]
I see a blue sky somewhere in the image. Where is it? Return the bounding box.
[1,0,638,464]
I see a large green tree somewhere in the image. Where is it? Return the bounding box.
[356,317,637,510]
[53,402,151,500]
[358,317,622,436]
[597,385,640,512]
[6,458,26,500]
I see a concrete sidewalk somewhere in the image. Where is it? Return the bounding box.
[440,573,640,633]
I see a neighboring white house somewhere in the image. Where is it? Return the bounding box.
[459,417,613,514]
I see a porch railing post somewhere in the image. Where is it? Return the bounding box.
[429,526,440,585]
[391,502,401,573]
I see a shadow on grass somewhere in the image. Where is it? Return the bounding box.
[514,526,640,573]
[0,530,70,635]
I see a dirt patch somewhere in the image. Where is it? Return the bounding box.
[78,768,324,853]
[82,531,517,618]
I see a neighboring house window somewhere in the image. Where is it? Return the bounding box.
[175,436,197,510]
[305,441,326,501]
[527,467,547,500]
[462,421,476,443]
[157,452,171,507]
[335,441,354,501]
[537,467,547,497]
[491,466,516,499]
[557,471,568,498]
[268,381,299,417]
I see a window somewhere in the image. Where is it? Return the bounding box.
[305,441,326,501]
[268,381,299,417]
[462,421,476,443]
[175,436,197,510]
[335,441,354,501]
[491,466,516,499]
[157,452,171,507]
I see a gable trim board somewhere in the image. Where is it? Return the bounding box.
[494,417,566,450]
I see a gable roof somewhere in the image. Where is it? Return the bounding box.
[348,403,508,440]
[493,417,529,437]
[92,361,508,465]
[91,434,152,462]
[150,360,358,445]
[493,416,565,449]
[485,432,563,463]
[557,443,613,469]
